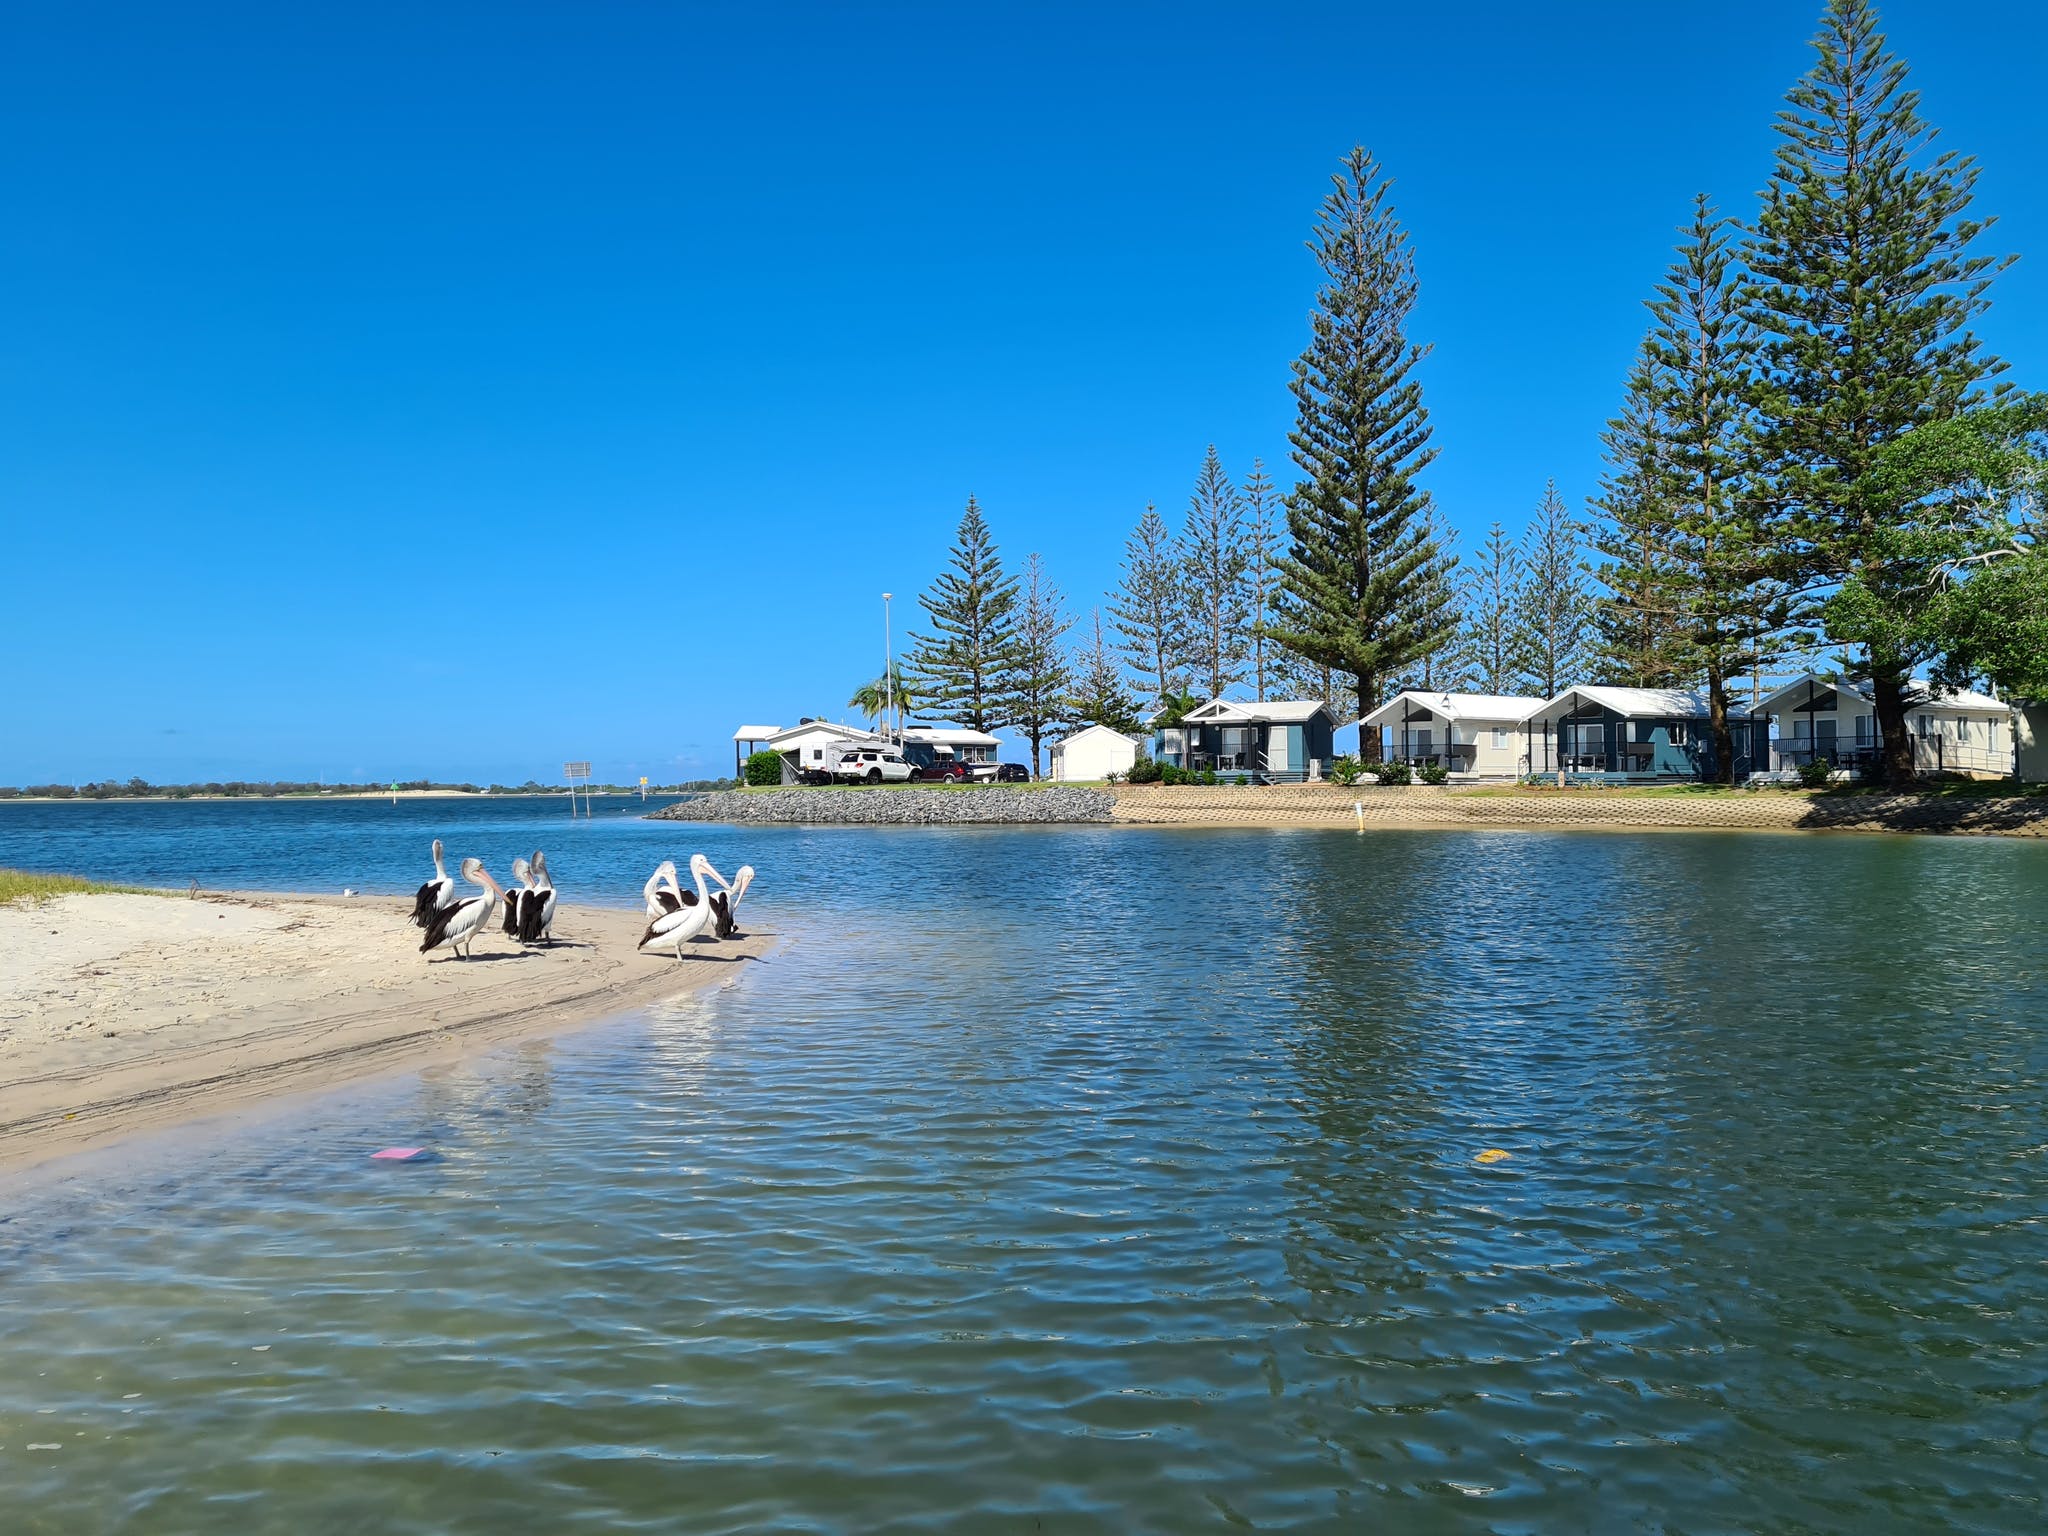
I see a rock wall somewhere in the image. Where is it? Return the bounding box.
[649,787,1116,825]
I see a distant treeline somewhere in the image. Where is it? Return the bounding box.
[0,778,740,800]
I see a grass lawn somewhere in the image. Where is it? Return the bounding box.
[0,868,145,904]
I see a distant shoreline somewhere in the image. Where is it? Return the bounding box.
[0,789,709,805]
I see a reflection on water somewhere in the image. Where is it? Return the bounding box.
[2,823,2046,1531]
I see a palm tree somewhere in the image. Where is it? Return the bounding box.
[849,663,918,736]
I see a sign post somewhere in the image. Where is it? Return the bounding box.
[563,761,593,818]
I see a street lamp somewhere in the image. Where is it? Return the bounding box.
[882,593,894,743]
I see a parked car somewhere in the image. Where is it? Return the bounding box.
[993,763,1029,783]
[910,759,968,782]
[833,748,913,784]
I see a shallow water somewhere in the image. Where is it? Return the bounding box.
[3,806,2046,1530]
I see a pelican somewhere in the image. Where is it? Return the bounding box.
[420,858,504,959]
[712,864,755,939]
[410,839,457,927]
[637,853,723,958]
[502,856,535,936]
[645,857,751,939]
[520,849,557,944]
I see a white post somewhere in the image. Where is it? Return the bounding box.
[882,592,894,745]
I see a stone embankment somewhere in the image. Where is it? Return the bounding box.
[1107,783,2048,836]
[651,787,1115,825]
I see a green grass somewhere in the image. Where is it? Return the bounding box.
[1819,778,2048,799]
[0,868,148,904]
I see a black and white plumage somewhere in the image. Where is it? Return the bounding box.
[637,853,724,958]
[645,857,751,939]
[711,864,754,938]
[410,838,458,928]
[502,856,536,936]
[518,849,557,944]
[419,857,504,959]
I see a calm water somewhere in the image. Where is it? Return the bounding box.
[3,801,2046,1531]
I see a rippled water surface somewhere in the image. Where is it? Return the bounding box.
[3,802,2046,1531]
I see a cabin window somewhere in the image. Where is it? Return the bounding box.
[1855,716,1873,743]
[1989,720,2001,750]
[1492,729,1508,749]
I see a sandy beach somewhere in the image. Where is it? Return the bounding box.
[0,890,773,1173]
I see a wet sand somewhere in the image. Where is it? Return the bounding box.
[0,890,773,1173]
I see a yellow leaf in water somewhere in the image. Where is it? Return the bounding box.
[1475,1148,1511,1164]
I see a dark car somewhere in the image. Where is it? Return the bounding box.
[993,763,1030,783]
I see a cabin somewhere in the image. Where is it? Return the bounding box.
[1360,692,1544,778]
[899,726,1000,776]
[1755,673,2016,779]
[1150,698,1337,783]
[1049,724,1140,782]
[1521,686,1767,781]
[732,720,879,781]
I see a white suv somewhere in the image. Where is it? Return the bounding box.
[834,748,913,784]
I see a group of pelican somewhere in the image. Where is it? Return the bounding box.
[410,839,556,959]
[638,853,754,959]
[406,838,755,962]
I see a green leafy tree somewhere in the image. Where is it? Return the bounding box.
[1001,552,1074,777]
[1746,0,2011,783]
[1069,609,1142,733]
[1180,444,1252,699]
[1509,479,1594,697]
[1242,457,1280,700]
[1268,146,1456,721]
[906,496,1019,731]
[848,662,918,733]
[1109,502,1191,708]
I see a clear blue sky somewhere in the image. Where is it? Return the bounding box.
[5,1,2044,785]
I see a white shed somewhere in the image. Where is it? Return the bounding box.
[1050,724,1139,782]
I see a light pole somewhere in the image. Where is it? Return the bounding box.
[882,592,894,744]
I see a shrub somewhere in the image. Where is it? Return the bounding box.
[743,749,785,787]
[1235,773,1250,786]
[1199,767,1217,786]
[1370,761,1412,786]
[1126,754,1162,784]
[1329,754,1364,786]
[1795,755,1833,788]
[1419,763,1449,786]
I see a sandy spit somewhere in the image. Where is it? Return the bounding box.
[0,890,773,1174]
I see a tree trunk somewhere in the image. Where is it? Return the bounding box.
[1871,663,1916,787]
[1028,730,1042,779]
[1706,664,1733,785]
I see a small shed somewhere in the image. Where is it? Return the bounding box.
[1359,691,1544,778]
[1050,724,1139,782]
[1523,686,1766,780]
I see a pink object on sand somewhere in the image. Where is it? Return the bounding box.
[371,1147,427,1161]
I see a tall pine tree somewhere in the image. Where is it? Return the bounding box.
[1181,445,1252,700]
[1590,345,1693,689]
[1268,146,1457,720]
[1510,479,1594,697]
[1069,609,1142,734]
[1109,503,1190,709]
[1646,196,1792,781]
[1398,513,1468,691]
[905,496,1019,731]
[1462,521,1523,695]
[1242,457,1280,700]
[1747,0,2009,784]
[1001,553,1074,778]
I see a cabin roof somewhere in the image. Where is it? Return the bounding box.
[732,725,784,740]
[902,726,1001,746]
[1529,685,1752,722]
[1358,691,1544,728]
[1152,697,1331,726]
[1754,672,2012,717]
[1054,723,1139,747]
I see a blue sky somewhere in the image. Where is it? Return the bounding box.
[5,1,2044,785]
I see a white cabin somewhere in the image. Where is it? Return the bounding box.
[1754,674,2015,779]
[1359,692,1544,778]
